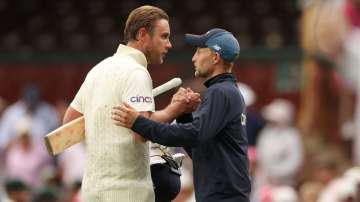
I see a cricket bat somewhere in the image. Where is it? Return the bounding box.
[45,78,182,156]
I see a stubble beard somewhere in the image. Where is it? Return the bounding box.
[194,68,207,78]
[144,45,161,65]
[144,46,152,64]
[194,70,200,77]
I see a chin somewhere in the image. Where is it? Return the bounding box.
[154,56,164,64]
[150,59,162,65]
[194,71,200,77]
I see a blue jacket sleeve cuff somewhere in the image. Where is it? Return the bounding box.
[132,115,153,140]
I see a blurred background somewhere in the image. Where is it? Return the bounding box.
[0,0,360,201]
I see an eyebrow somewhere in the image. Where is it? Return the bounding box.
[161,32,170,38]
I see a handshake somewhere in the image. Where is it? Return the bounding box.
[111,87,201,129]
[170,87,201,115]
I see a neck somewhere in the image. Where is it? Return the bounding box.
[127,41,150,64]
[127,41,144,52]
[205,64,231,80]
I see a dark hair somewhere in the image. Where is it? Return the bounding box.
[5,179,28,192]
[123,5,169,43]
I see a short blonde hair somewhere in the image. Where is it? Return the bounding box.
[124,5,169,43]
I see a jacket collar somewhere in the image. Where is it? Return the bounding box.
[204,73,237,88]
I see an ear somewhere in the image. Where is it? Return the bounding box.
[213,52,221,64]
[137,27,149,42]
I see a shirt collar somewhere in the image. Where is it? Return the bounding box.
[114,44,148,68]
[204,73,237,88]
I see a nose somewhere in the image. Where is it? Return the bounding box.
[166,40,172,49]
[192,53,196,63]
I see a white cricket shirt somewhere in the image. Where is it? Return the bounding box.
[71,44,155,202]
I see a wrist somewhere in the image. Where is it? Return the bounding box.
[132,115,143,131]
[166,103,183,118]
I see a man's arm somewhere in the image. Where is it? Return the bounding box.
[132,116,199,147]
[113,87,200,124]
[63,107,83,124]
[115,88,200,143]
[113,88,229,148]
[176,113,194,124]
[176,113,194,157]
[63,106,148,142]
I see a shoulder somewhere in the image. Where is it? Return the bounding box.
[111,56,150,77]
[207,83,245,108]
[207,84,225,94]
[204,86,228,105]
[206,82,236,98]
[111,55,144,69]
[127,68,152,83]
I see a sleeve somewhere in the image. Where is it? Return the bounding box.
[70,76,89,114]
[176,113,194,157]
[176,113,193,123]
[122,69,155,112]
[131,88,230,148]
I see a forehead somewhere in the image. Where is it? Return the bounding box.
[196,47,212,53]
[153,19,170,33]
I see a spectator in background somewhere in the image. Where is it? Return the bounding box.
[297,153,342,202]
[33,188,59,202]
[68,181,82,202]
[298,181,323,202]
[344,0,360,28]
[252,99,303,202]
[340,0,360,166]
[317,177,357,202]
[271,186,298,202]
[0,84,59,150]
[298,0,348,145]
[4,116,51,188]
[257,99,303,185]
[343,167,360,201]
[4,179,31,202]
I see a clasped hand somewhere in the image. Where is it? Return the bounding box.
[111,87,201,128]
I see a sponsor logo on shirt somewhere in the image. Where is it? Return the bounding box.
[130,96,153,103]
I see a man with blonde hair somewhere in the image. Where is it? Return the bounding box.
[63,5,199,202]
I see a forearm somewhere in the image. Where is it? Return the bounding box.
[63,107,83,124]
[132,116,199,147]
[149,103,181,123]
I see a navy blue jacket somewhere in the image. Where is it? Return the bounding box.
[132,73,251,202]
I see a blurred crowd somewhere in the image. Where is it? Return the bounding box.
[1,82,360,202]
[1,0,360,201]
[0,0,299,52]
[0,85,83,202]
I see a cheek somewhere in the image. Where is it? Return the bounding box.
[199,56,212,68]
[148,42,159,55]
[152,39,163,52]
